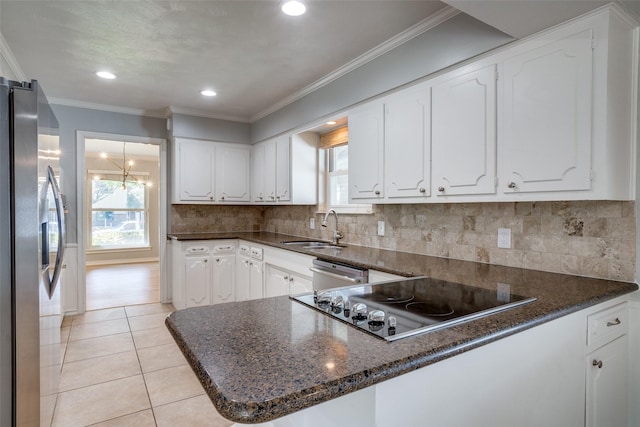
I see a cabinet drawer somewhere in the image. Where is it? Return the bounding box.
[587,303,628,348]
[185,244,210,254]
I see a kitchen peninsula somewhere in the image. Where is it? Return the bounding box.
[166,232,639,427]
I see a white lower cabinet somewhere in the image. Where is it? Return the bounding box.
[211,247,236,304]
[236,243,264,301]
[171,240,236,309]
[586,335,629,427]
[585,303,630,427]
[263,246,315,297]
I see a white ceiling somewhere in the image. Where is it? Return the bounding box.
[1,1,635,124]
[0,0,448,122]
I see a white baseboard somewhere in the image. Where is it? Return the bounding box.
[86,257,159,267]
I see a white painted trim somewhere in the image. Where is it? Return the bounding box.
[50,97,169,119]
[77,130,168,312]
[167,105,250,123]
[0,33,29,82]
[0,32,27,81]
[86,257,159,267]
[249,5,460,122]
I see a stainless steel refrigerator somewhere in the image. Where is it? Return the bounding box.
[0,78,65,427]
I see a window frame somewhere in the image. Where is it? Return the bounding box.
[86,170,151,252]
[320,144,372,215]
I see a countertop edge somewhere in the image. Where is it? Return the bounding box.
[164,286,636,424]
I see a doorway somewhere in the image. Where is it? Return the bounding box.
[77,132,167,313]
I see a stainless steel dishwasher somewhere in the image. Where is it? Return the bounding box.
[310,259,369,290]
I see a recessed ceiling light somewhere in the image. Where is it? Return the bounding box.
[326,121,337,125]
[281,0,306,16]
[96,71,116,80]
[201,89,217,97]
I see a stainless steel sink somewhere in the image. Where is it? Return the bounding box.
[281,241,344,250]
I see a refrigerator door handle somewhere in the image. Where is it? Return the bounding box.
[44,165,65,298]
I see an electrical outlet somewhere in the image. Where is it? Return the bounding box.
[497,228,511,249]
[309,218,315,230]
[377,221,385,236]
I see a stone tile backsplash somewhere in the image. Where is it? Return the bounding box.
[171,201,636,282]
[262,201,636,282]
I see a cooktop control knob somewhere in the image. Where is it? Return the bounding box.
[352,303,367,322]
[368,310,385,331]
[343,299,351,318]
[330,295,344,313]
[316,291,332,309]
[388,315,397,335]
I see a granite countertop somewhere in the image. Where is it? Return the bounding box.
[165,231,639,424]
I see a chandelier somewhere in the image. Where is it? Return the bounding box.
[100,142,146,189]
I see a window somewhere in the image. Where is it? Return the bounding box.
[322,144,372,214]
[89,177,149,250]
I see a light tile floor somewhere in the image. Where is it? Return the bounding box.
[55,303,234,427]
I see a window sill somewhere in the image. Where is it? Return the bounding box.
[87,246,152,255]
[316,206,374,215]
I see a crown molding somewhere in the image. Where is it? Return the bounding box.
[166,105,250,123]
[249,5,460,123]
[0,32,28,82]
[48,97,169,118]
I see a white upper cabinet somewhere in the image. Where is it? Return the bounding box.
[500,29,593,194]
[252,132,318,205]
[348,102,385,201]
[216,144,251,202]
[432,64,497,197]
[349,85,430,204]
[384,83,431,200]
[495,8,634,201]
[174,138,215,202]
[172,138,250,204]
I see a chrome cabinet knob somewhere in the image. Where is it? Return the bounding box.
[507,182,517,189]
[209,195,213,200]
[593,359,603,369]
[374,190,380,195]
[204,259,208,263]
[221,196,225,200]
[437,186,445,192]
[419,187,426,193]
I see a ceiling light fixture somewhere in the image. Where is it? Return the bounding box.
[96,71,116,80]
[201,89,217,97]
[326,121,337,125]
[281,0,306,16]
[100,143,147,189]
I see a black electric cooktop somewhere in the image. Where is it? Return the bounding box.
[291,276,536,341]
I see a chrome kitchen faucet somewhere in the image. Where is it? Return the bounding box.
[322,209,343,245]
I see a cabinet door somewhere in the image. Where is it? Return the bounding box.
[349,102,384,201]
[184,255,211,307]
[177,139,215,201]
[235,256,251,302]
[384,84,430,199]
[586,335,628,427]
[264,264,289,298]
[251,143,266,202]
[216,145,250,202]
[432,64,497,196]
[212,254,235,304]
[249,261,264,300]
[264,140,277,202]
[501,29,593,193]
[275,136,291,202]
[289,271,312,295]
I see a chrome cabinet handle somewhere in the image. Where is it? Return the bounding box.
[507,182,517,189]
[606,318,621,327]
[437,186,445,192]
[592,359,603,369]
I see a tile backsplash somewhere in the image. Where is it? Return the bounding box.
[172,201,636,282]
